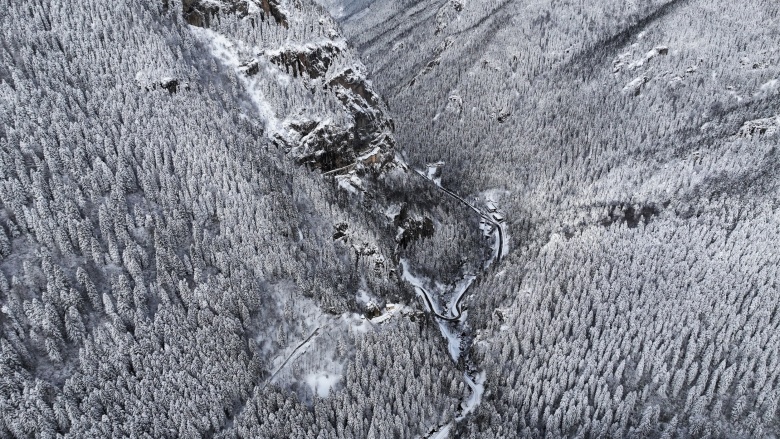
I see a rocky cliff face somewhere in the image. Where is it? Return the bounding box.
[329,0,780,437]
[177,0,395,175]
[268,46,396,173]
[180,0,288,27]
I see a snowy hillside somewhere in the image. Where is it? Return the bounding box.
[3,0,780,437]
[333,0,780,437]
[0,0,491,437]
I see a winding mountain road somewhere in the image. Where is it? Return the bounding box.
[401,166,508,435]
[408,169,506,322]
[412,281,473,322]
[413,169,505,262]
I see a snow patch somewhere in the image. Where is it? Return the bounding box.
[304,371,341,398]
[355,289,372,306]
[613,45,668,73]
[430,423,452,439]
[457,370,485,419]
[439,318,463,360]
[190,26,284,135]
[758,79,778,96]
[357,146,381,161]
[336,172,363,194]
[400,259,466,360]
[349,314,372,333]
[384,203,403,221]
[425,161,445,186]
[622,76,648,95]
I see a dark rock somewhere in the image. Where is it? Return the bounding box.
[269,44,341,79]
[497,108,511,123]
[599,202,662,228]
[364,302,382,319]
[291,121,356,171]
[373,256,385,274]
[286,70,395,174]
[261,41,395,175]
[329,68,382,109]
[738,116,779,137]
[182,0,219,27]
[261,0,288,28]
[238,59,260,76]
[333,222,349,240]
[137,76,186,94]
[181,0,287,29]
[328,69,396,170]
[159,77,179,93]
[393,204,435,247]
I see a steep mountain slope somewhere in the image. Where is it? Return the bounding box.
[333,0,780,437]
[5,0,779,436]
[0,0,492,437]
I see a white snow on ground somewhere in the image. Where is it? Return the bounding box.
[457,371,485,419]
[613,45,669,72]
[429,423,452,439]
[423,162,444,186]
[447,275,476,316]
[258,285,373,396]
[324,3,347,20]
[399,259,427,289]
[357,146,381,161]
[479,188,511,204]
[134,71,175,88]
[371,313,393,324]
[758,78,778,96]
[304,371,341,397]
[500,223,510,260]
[622,75,648,94]
[384,203,403,220]
[355,289,372,306]
[439,316,463,360]
[370,303,412,324]
[349,314,372,333]
[399,259,464,360]
[190,26,285,135]
[336,172,362,194]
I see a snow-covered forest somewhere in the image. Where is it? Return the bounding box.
[335,0,780,437]
[0,0,486,436]
[2,0,779,437]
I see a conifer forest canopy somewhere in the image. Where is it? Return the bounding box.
[1,0,779,437]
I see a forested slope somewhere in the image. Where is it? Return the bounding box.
[0,0,489,437]
[4,0,779,436]
[336,0,780,437]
